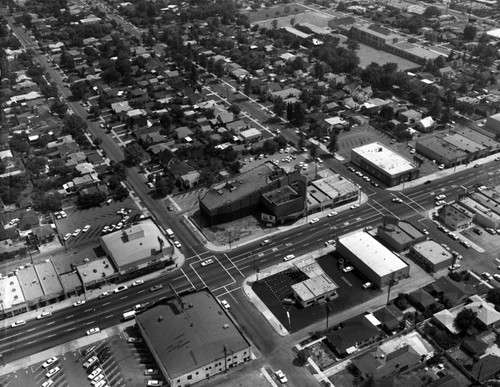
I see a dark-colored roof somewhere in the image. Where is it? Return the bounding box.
[373,307,399,330]
[430,276,476,306]
[135,290,250,379]
[326,315,380,353]
[461,339,488,356]
[32,224,54,238]
[471,354,500,381]
[408,289,435,309]
[430,375,460,387]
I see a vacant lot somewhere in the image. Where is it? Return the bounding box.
[244,4,307,23]
[355,42,419,71]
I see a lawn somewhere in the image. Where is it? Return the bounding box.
[244,4,307,24]
[354,42,421,71]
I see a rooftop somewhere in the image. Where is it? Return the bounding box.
[263,185,299,205]
[36,260,63,296]
[15,266,44,302]
[291,275,338,302]
[416,137,467,160]
[76,257,117,285]
[100,219,171,271]
[0,276,26,310]
[352,142,417,176]
[443,133,486,153]
[338,231,408,277]
[412,240,453,265]
[136,290,251,379]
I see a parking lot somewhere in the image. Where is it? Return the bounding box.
[0,329,165,387]
[54,198,141,248]
[251,252,386,333]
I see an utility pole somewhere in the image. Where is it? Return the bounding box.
[326,305,331,330]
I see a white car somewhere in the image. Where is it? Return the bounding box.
[483,272,493,281]
[435,200,446,206]
[92,375,105,386]
[98,292,110,299]
[88,367,102,380]
[144,369,159,375]
[83,356,98,369]
[132,280,144,287]
[42,357,58,368]
[343,266,354,273]
[283,254,295,261]
[147,381,163,386]
[73,300,86,307]
[364,226,373,232]
[435,194,446,201]
[11,320,26,328]
[83,225,91,232]
[350,204,359,210]
[309,218,320,224]
[114,285,128,293]
[93,378,107,387]
[87,327,100,335]
[37,311,52,320]
[101,226,110,234]
[42,380,54,387]
[324,239,335,246]
[115,222,124,230]
[45,366,60,378]
[201,259,214,267]
[260,239,271,246]
[448,264,461,271]
[108,224,116,232]
[220,300,230,309]
[73,229,81,237]
[362,282,373,289]
[173,240,182,248]
[63,233,72,241]
[392,197,403,203]
[60,211,67,218]
[327,211,337,217]
[275,370,288,384]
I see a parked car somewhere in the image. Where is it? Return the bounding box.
[283,254,295,261]
[98,292,110,299]
[63,233,71,241]
[37,311,52,320]
[392,197,403,203]
[327,211,337,217]
[448,264,461,271]
[45,367,60,378]
[275,370,288,384]
[72,229,81,237]
[86,327,100,336]
[362,282,373,289]
[42,357,58,368]
[260,239,271,247]
[173,240,182,248]
[343,266,354,273]
[114,285,128,293]
[309,218,319,224]
[132,280,144,287]
[82,225,91,233]
[220,300,230,309]
[73,300,86,307]
[350,204,359,210]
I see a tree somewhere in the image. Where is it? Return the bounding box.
[228,103,241,117]
[273,98,286,117]
[113,186,129,201]
[423,6,441,18]
[308,144,319,159]
[124,142,145,167]
[271,19,278,30]
[50,100,68,117]
[486,288,500,307]
[32,191,62,213]
[345,38,360,51]
[70,81,88,100]
[463,25,477,42]
[327,134,338,154]
[454,308,477,332]
[155,176,173,198]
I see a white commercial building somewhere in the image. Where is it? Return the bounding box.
[336,231,410,288]
[351,142,419,186]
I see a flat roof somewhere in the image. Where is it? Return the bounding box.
[59,271,82,293]
[416,137,467,160]
[443,133,486,153]
[136,290,251,379]
[456,128,499,150]
[352,142,416,176]
[76,257,117,284]
[15,266,44,302]
[413,240,453,265]
[439,204,473,223]
[338,231,408,277]
[469,193,500,217]
[101,219,171,270]
[379,221,424,245]
[35,260,63,296]
[263,185,298,205]
[311,175,358,200]
[200,164,275,210]
[292,275,338,302]
[0,276,25,309]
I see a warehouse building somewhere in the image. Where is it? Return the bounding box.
[136,290,252,386]
[409,240,453,273]
[336,231,410,288]
[415,137,468,167]
[100,218,174,280]
[376,218,426,252]
[200,164,307,226]
[351,142,419,186]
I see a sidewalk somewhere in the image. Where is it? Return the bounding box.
[184,192,371,253]
[2,250,185,329]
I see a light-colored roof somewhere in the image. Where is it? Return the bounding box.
[412,240,453,265]
[100,219,171,271]
[15,266,44,302]
[352,142,417,176]
[76,257,116,285]
[0,276,26,310]
[291,275,338,302]
[338,231,408,277]
[36,260,63,297]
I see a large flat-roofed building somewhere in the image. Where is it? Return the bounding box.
[291,275,338,308]
[377,219,426,252]
[485,113,500,135]
[35,260,64,302]
[0,276,27,318]
[307,173,359,212]
[442,133,488,160]
[455,127,500,153]
[100,218,174,279]
[459,196,500,229]
[336,231,410,288]
[200,164,307,226]
[410,240,453,273]
[136,290,252,386]
[351,142,419,186]
[415,137,468,167]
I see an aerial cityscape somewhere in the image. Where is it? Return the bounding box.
[2,0,500,386]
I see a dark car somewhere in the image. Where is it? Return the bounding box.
[473,228,482,235]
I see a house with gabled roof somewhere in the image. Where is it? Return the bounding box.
[408,288,435,312]
[326,315,382,356]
